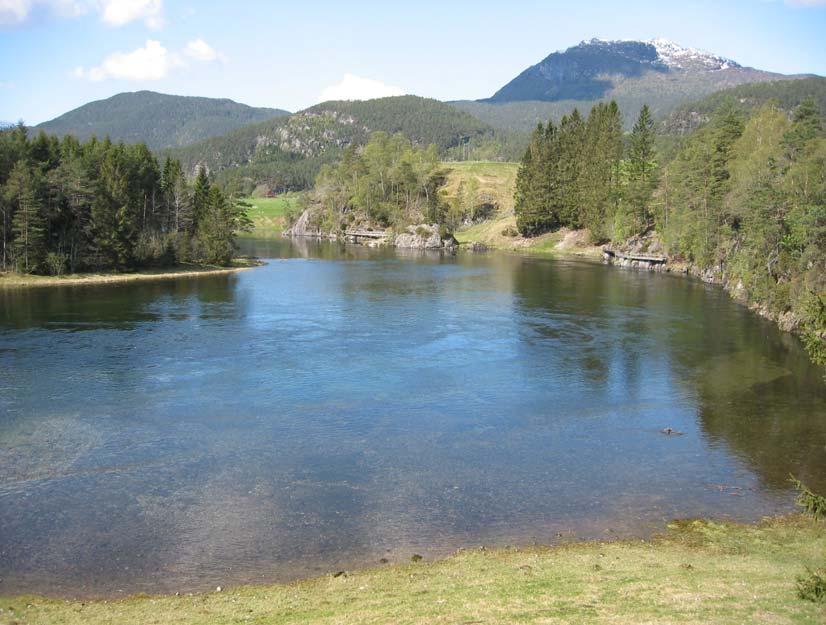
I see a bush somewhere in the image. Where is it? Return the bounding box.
[797,568,826,603]
[501,225,519,238]
[45,252,67,276]
[790,475,826,521]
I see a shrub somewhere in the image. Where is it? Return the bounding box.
[797,568,826,603]
[45,252,67,276]
[501,225,519,238]
[790,475,826,521]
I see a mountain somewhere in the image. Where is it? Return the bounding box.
[35,91,290,150]
[170,95,495,192]
[452,38,815,131]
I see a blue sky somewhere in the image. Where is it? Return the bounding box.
[1,0,825,125]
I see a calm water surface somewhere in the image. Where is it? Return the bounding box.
[1,238,825,596]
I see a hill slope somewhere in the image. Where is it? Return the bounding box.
[664,75,826,134]
[35,91,290,150]
[171,96,495,192]
[453,39,814,131]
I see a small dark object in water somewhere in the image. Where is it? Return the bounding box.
[379,558,389,564]
[332,571,346,578]
[411,554,423,562]
[660,427,684,436]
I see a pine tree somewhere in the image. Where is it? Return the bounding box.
[557,109,586,227]
[626,104,658,231]
[5,162,46,273]
[91,149,136,269]
[192,165,211,229]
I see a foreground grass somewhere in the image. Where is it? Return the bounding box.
[244,194,302,234]
[3,516,824,624]
[0,259,261,289]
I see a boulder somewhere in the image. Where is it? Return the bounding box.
[394,224,451,250]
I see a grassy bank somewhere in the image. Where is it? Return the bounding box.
[442,161,603,259]
[244,194,302,235]
[455,214,603,259]
[2,516,824,624]
[0,258,261,289]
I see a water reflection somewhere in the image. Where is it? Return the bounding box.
[0,238,823,597]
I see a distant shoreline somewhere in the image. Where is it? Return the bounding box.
[0,258,263,289]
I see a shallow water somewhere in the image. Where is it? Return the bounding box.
[1,238,824,596]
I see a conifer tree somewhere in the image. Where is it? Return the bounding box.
[192,165,211,228]
[5,162,46,272]
[626,104,658,231]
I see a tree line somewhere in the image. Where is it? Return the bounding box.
[514,96,825,367]
[0,125,251,275]
[514,101,656,241]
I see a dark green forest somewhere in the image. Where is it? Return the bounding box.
[36,91,289,151]
[0,125,251,275]
[514,95,825,366]
[169,96,508,195]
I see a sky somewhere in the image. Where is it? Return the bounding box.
[1,0,825,125]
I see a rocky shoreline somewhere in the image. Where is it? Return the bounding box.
[284,209,458,252]
[602,233,804,334]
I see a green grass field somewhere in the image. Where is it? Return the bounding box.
[3,516,824,624]
[244,194,302,233]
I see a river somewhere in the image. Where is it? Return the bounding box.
[1,238,824,596]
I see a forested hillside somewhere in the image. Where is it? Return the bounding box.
[36,91,289,151]
[512,91,825,365]
[169,96,500,195]
[664,77,826,134]
[0,125,250,275]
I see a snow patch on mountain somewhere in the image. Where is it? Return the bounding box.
[578,37,740,72]
[648,38,740,71]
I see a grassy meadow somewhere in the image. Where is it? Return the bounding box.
[243,194,302,235]
[2,516,824,625]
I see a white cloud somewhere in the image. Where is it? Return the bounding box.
[0,0,163,27]
[99,0,162,28]
[0,81,16,88]
[73,38,222,82]
[319,74,405,102]
[784,0,826,4]
[0,0,33,24]
[184,38,221,62]
[74,39,178,81]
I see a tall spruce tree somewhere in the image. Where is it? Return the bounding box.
[5,161,46,272]
[626,104,658,233]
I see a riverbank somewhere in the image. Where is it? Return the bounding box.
[455,215,603,259]
[1,515,823,624]
[0,258,262,289]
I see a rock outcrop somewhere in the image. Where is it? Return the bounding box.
[394,225,458,251]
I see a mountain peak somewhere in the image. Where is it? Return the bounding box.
[485,37,760,104]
